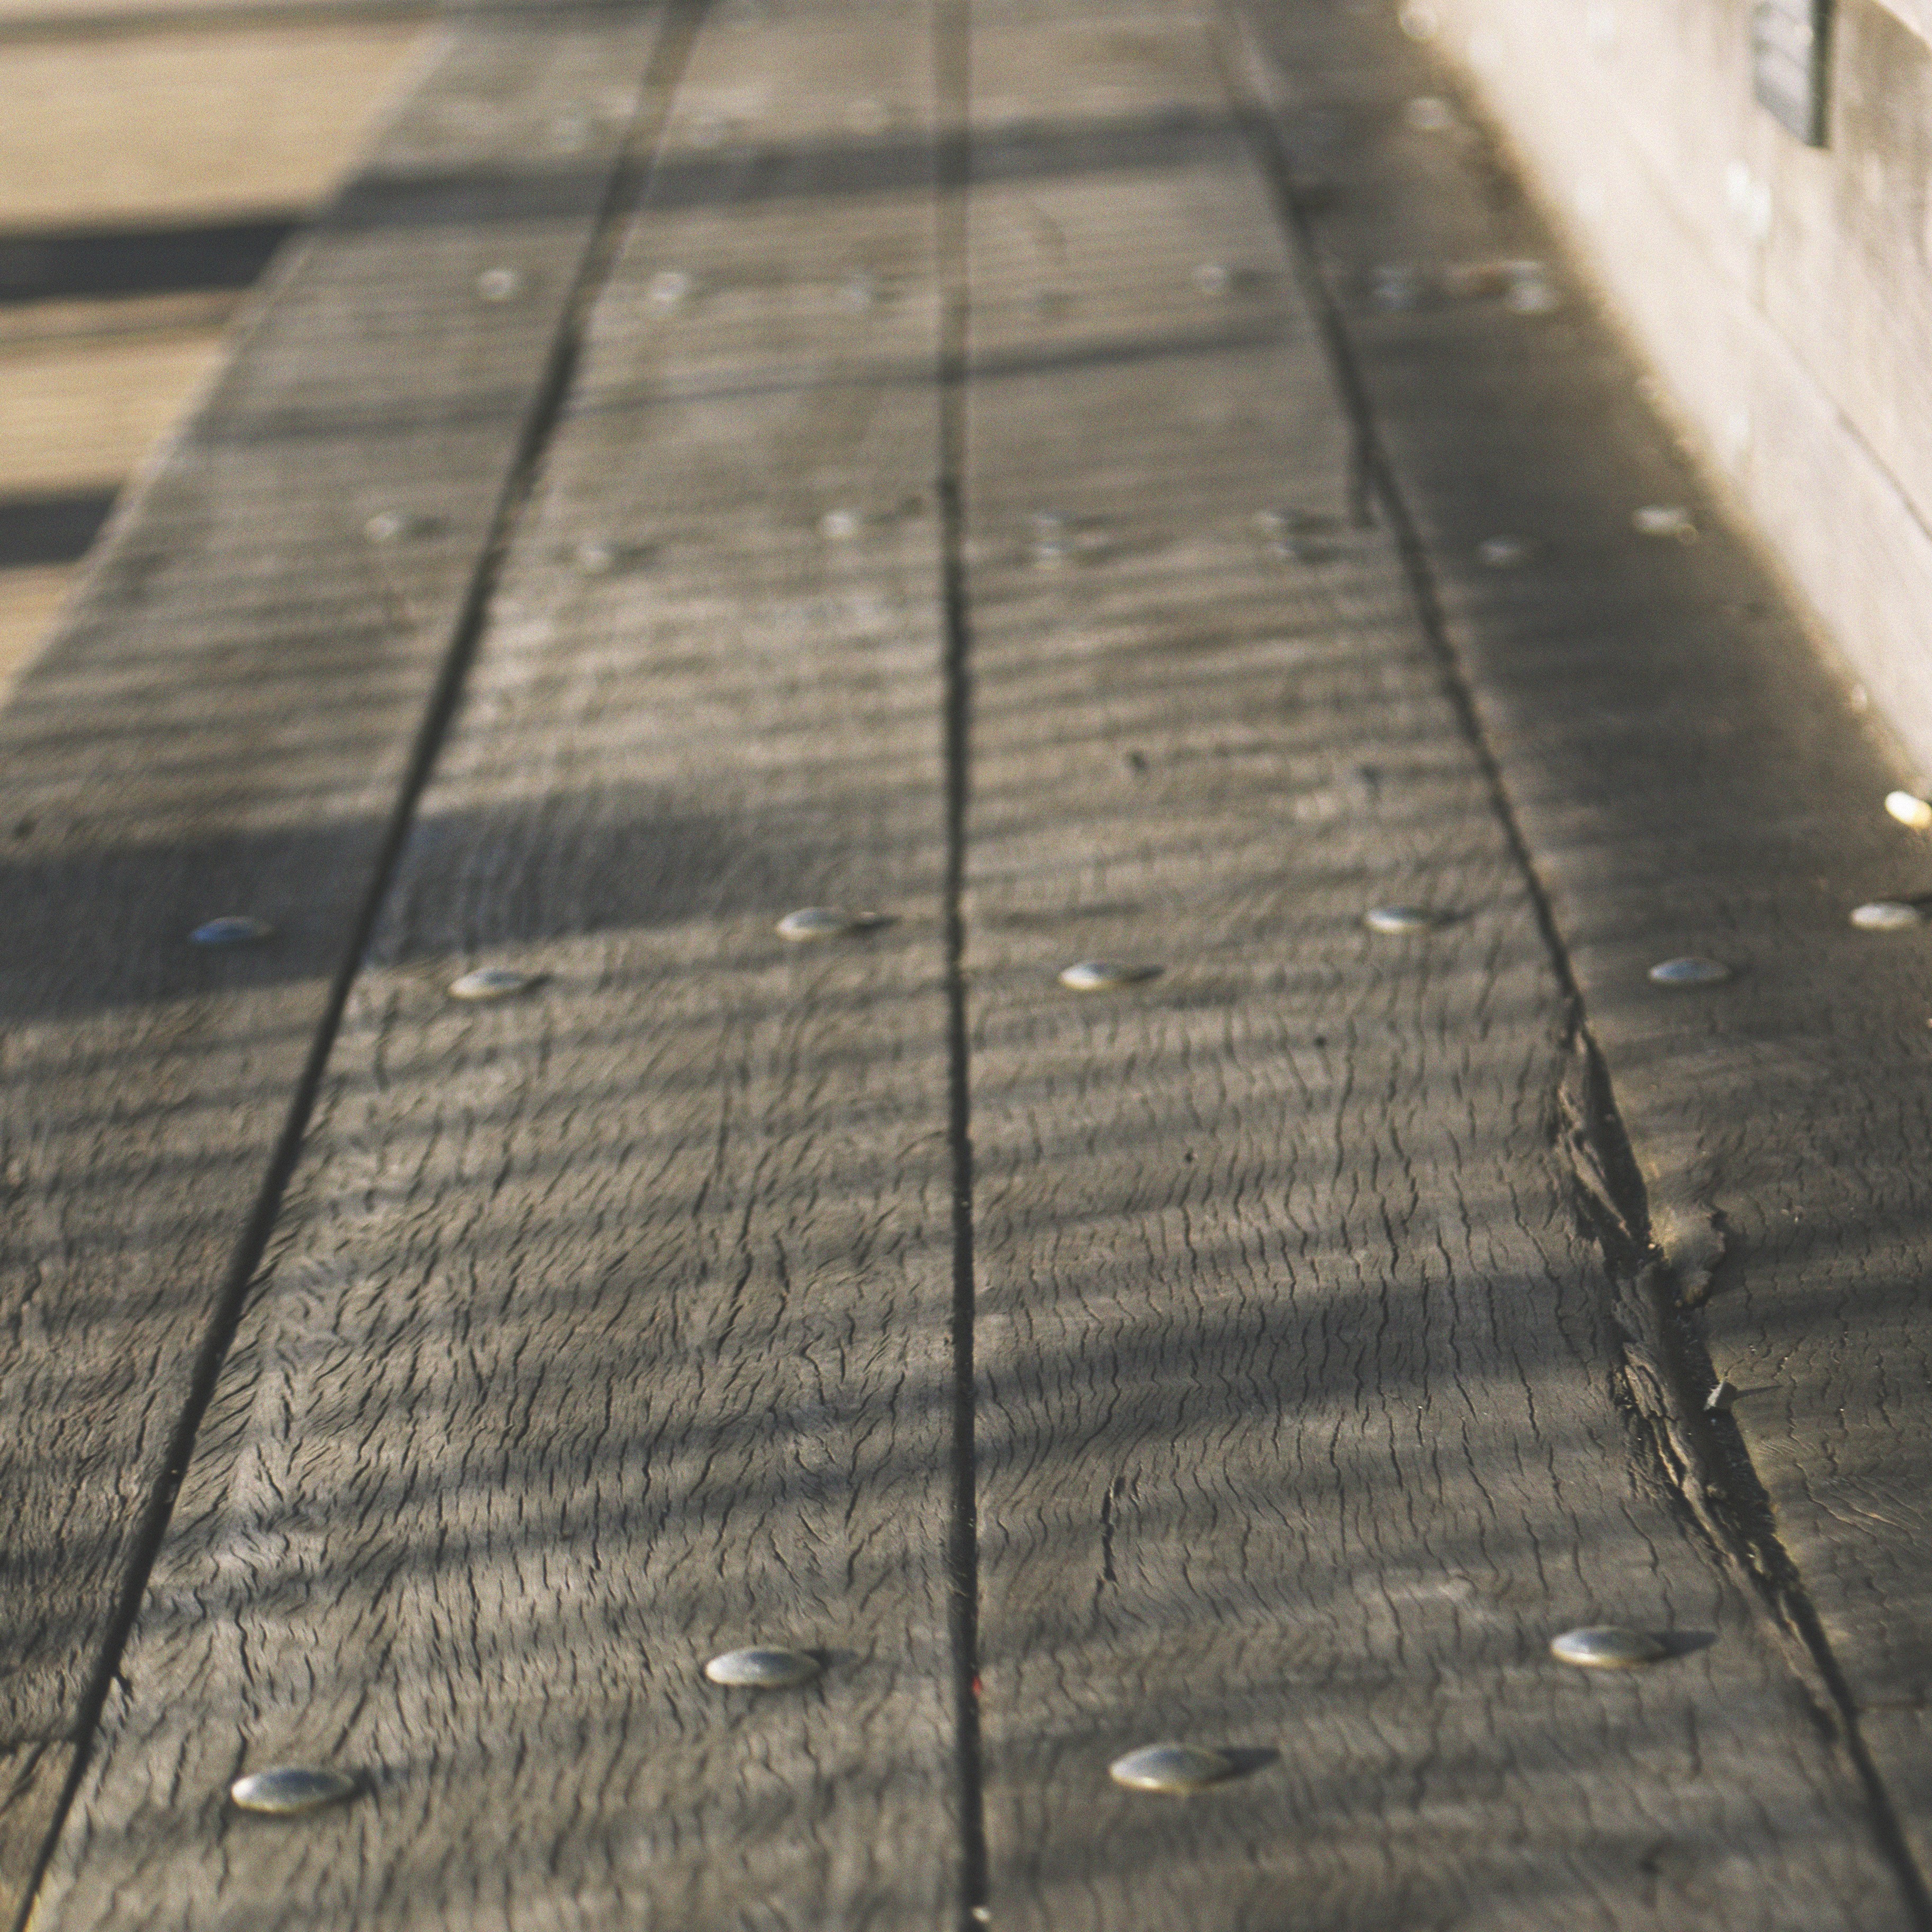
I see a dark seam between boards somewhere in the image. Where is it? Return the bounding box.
[5,6,712,1924]
[935,0,989,1922]
[1213,10,1932,1928]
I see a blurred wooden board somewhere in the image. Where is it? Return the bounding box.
[0,21,427,228]
[0,5,665,1914]
[27,3,962,1927]
[959,4,1913,1926]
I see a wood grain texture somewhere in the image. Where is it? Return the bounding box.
[30,5,959,1927]
[1238,0,1932,1878]
[0,6,661,1911]
[960,5,1911,1926]
[1401,0,1932,804]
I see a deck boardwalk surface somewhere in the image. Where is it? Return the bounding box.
[4,0,1932,1927]
[0,2,667,1908]
[1237,0,1932,1885]
[960,6,1911,1929]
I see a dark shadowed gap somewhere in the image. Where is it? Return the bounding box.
[1214,8,1932,1928]
[0,491,117,569]
[0,219,298,305]
[4,6,712,1926]
[0,0,435,43]
[934,0,987,1925]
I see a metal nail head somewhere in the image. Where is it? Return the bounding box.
[1886,791,1932,831]
[475,266,522,302]
[1633,504,1695,539]
[1192,262,1233,296]
[1108,1743,1236,1793]
[229,1766,360,1815]
[1504,267,1560,314]
[776,907,885,942]
[449,965,541,1001]
[363,509,427,544]
[1364,905,1441,934]
[1550,1626,1668,1669]
[704,1647,821,1688]
[575,538,619,575]
[1851,900,1924,931]
[1059,960,1162,992]
[820,508,865,541]
[1369,264,1420,311]
[1477,535,1531,567]
[1405,95,1454,131]
[191,915,273,947]
[1648,955,1731,986]
[648,269,692,308]
[1706,1378,1739,1412]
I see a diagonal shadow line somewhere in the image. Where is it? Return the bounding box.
[3,3,715,1925]
[0,219,298,307]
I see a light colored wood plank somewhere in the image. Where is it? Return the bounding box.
[1237,0,1932,1880]
[1409,0,1932,830]
[962,5,1911,1925]
[0,564,74,693]
[29,5,959,1927]
[0,11,666,1919]
[0,22,428,227]
[0,327,228,493]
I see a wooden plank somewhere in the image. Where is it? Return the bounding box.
[0,21,428,228]
[1237,0,1932,1881]
[0,326,228,491]
[1399,0,1932,809]
[28,4,960,1926]
[0,7,665,1913]
[960,4,1913,1925]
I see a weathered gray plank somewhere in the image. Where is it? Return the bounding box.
[29,4,959,1927]
[0,4,664,1907]
[1396,0,1932,795]
[1236,0,1932,1883]
[960,4,1911,1925]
